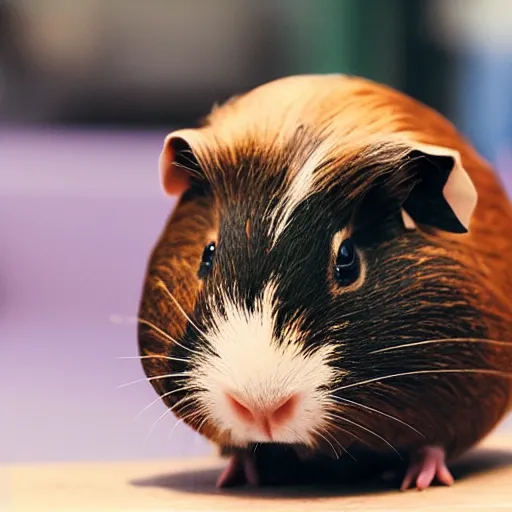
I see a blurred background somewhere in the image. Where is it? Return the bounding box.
[1,0,512,464]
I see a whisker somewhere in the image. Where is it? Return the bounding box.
[117,371,191,389]
[193,413,211,436]
[177,407,202,425]
[165,406,208,446]
[141,406,174,457]
[155,278,209,340]
[311,428,340,460]
[328,412,403,460]
[313,422,356,461]
[332,369,512,394]
[117,354,190,364]
[324,413,365,445]
[331,396,425,439]
[325,424,365,462]
[328,432,356,462]
[141,396,202,456]
[323,429,351,461]
[169,393,198,413]
[138,317,204,357]
[132,385,197,421]
[369,337,512,354]
[165,418,184,446]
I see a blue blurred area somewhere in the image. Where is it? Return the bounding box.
[457,52,512,166]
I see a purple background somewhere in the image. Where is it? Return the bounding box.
[1,129,511,464]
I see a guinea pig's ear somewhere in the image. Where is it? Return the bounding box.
[159,129,204,196]
[400,142,478,234]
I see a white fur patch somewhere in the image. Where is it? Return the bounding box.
[190,280,337,447]
[268,142,333,246]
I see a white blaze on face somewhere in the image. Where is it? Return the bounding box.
[191,280,337,447]
[268,140,334,247]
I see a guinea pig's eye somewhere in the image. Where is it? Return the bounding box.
[334,238,360,286]
[198,241,216,279]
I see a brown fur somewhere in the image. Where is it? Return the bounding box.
[138,74,512,466]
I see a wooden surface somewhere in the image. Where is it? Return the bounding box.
[5,432,512,512]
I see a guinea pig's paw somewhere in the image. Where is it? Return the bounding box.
[400,446,454,492]
[216,454,259,488]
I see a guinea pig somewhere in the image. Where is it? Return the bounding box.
[137,74,512,491]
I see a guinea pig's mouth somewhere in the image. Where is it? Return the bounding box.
[188,374,335,450]
[182,377,340,451]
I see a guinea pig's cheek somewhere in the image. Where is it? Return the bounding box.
[187,281,339,446]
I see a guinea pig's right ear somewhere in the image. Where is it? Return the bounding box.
[159,129,205,196]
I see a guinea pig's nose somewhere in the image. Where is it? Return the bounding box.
[224,392,298,439]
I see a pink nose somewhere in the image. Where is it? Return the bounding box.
[225,392,298,439]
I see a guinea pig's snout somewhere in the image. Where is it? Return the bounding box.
[224,391,299,440]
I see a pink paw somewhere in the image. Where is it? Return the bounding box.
[216,453,259,488]
[401,446,454,491]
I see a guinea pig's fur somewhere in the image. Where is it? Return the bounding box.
[138,74,512,486]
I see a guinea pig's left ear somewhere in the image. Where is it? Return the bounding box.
[400,142,478,234]
[159,129,205,196]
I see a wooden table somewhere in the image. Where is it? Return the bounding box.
[5,433,512,512]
